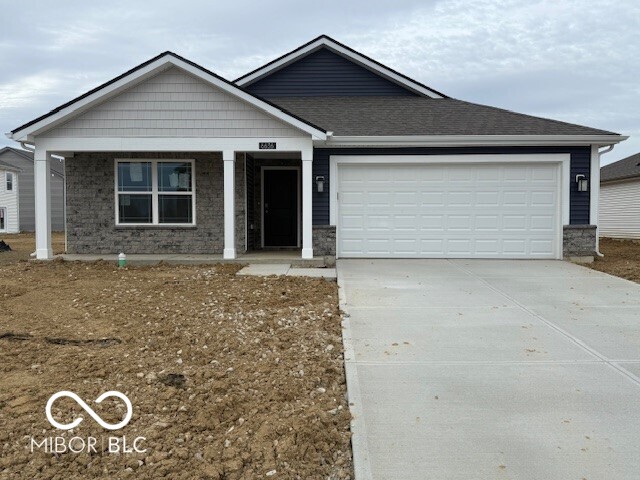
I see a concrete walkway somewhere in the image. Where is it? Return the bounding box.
[237,263,336,278]
[338,259,640,480]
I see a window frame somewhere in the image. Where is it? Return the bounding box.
[6,172,13,192]
[114,159,196,227]
[0,207,5,232]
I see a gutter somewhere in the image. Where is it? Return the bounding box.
[319,134,628,148]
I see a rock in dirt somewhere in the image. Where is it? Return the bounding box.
[0,240,11,252]
[159,373,187,388]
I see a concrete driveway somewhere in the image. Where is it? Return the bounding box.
[337,259,640,480]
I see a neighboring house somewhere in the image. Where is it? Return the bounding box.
[0,158,21,233]
[0,147,65,232]
[6,35,626,260]
[599,153,640,239]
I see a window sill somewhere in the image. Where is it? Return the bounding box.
[115,224,198,230]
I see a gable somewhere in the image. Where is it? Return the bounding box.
[41,67,308,139]
[0,149,26,173]
[0,148,64,176]
[244,48,418,97]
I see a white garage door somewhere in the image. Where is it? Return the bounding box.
[337,162,560,258]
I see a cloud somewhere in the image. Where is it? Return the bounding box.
[0,0,637,162]
[0,73,64,109]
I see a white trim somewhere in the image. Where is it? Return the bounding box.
[321,135,627,148]
[244,153,248,254]
[301,158,314,259]
[590,145,601,251]
[234,37,444,99]
[114,159,196,227]
[32,136,315,155]
[223,153,236,259]
[260,166,301,248]
[330,154,570,260]
[9,54,326,142]
[34,149,53,259]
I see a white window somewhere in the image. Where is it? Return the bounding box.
[115,160,196,226]
[6,172,13,191]
[0,207,5,231]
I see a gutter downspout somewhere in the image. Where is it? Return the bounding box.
[594,145,615,257]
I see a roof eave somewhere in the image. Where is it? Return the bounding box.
[319,134,628,147]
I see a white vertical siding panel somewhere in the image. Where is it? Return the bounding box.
[0,170,20,233]
[599,179,640,239]
[42,67,305,138]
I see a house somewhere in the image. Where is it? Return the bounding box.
[0,147,65,233]
[0,157,21,233]
[5,35,626,260]
[599,152,640,239]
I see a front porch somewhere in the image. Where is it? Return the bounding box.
[33,144,323,261]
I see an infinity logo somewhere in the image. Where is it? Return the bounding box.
[45,391,133,431]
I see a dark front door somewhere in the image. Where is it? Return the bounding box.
[263,169,298,247]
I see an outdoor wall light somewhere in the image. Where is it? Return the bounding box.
[576,174,589,192]
[315,175,325,193]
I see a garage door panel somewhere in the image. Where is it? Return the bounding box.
[448,192,473,206]
[503,191,528,206]
[447,215,472,230]
[531,191,555,206]
[503,215,527,231]
[337,162,560,259]
[531,215,555,231]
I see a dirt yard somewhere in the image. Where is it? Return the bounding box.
[0,237,352,479]
[0,232,65,266]
[588,237,640,283]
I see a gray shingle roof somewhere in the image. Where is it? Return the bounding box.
[268,96,619,137]
[0,158,22,172]
[601,153,640,183]
[0,147,65,177]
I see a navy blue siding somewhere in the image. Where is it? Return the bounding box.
[569,148,591,224]
[245,48,417,97]
[312,146,591,226]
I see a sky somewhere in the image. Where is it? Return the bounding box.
[1,0,638,165]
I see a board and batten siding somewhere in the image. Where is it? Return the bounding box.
[42,67,307,139]
[245,48,418,97]
[0,170,19,233]
[599,179,640,239]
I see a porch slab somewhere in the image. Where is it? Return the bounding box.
[58,253,326,267]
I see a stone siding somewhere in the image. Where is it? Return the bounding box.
[313,225,336,256]
[563,225,597,258]
[66,152,245,254]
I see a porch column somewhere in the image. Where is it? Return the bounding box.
[34,148,53,259]
[223,151,236,259]
[302,155,313,259]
